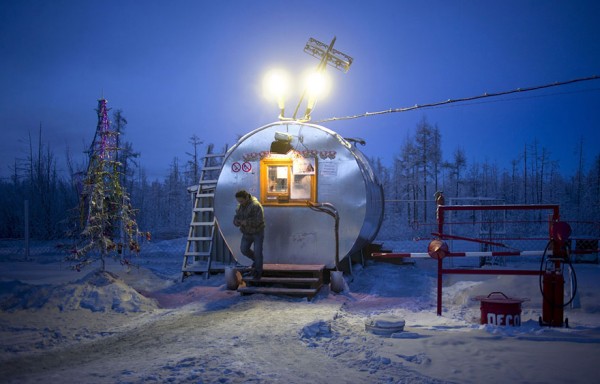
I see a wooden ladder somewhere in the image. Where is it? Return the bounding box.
[181,148,225,281]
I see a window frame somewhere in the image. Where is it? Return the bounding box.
[260,156,317,206]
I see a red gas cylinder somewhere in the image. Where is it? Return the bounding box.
[474,292,528,326]
[542,270,565,326]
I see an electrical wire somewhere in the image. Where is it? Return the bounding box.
[315,75,600,123]
[426,86,600,110]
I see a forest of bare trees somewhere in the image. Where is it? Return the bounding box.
[1,115,599,243]
[376,117,600,241]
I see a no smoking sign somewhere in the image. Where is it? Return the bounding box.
[232,161,252,173]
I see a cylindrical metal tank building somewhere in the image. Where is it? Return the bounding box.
[214,121,383,269]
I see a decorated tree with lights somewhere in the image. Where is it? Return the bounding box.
[68,98,148,271]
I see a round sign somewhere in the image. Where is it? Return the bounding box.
[242,162,252,172]
[231,162,241,172]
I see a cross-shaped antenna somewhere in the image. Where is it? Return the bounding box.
[291,37,353,121]
[304,37,353,73]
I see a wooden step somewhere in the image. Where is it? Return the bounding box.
[258,264,324,280]
[237,286,319,298]
[261,263,325,273]
[235,263,325,299]
[242,276,320,285]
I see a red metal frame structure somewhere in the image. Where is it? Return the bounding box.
[373,204,560,316]
[433,204,559,316]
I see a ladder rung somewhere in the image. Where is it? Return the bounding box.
[201,166,222,171]
[203,153,225,158]
[198,179,218,184]
[184,251,211,257]
[182,265,210,273]
[190,221,214,226]
[188,237,213,241]
[195,193,214,198]
[193,207,214,212]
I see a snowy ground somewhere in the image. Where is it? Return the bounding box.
[1,239,600,383]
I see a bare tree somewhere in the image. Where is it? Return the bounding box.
[186,135,203,185]
[445,147,466,198]
[26,125,61,238]
[510,158,519,202]
[113,110,140,192]
[523,143,528,204]
[415,117,435,221]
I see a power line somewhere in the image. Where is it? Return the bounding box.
[315,75,600,123]
[420,87,600,110]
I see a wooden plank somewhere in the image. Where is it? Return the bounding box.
[242,276,320,284]
[263,263,325,272]
[237,286,318,296]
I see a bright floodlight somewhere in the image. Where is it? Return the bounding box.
[263,69,291,109]
[304,70,331,100]
[304,70,331,111]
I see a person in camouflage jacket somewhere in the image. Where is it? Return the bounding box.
[233,189,265,278]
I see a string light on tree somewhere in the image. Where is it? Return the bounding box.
[67,98,149,272]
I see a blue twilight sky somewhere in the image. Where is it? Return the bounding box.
[1,0,599,181]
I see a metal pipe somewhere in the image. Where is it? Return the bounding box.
[441,269,541,276]
[372,250,555,259]
[438,204,560,214]
[308,201,340,271]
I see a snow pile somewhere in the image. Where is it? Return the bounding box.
[1,240,600,383]
[1,270,158,313]
[300,319,334,344]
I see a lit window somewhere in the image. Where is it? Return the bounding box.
[260,155,317,206]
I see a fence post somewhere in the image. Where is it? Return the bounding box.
[437,205,445,315]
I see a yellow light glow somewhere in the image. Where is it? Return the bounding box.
[263,69,291,109]
[303,70,331,100]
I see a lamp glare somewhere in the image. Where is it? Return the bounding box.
[304,71,331,100]
[263,69,291,109]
